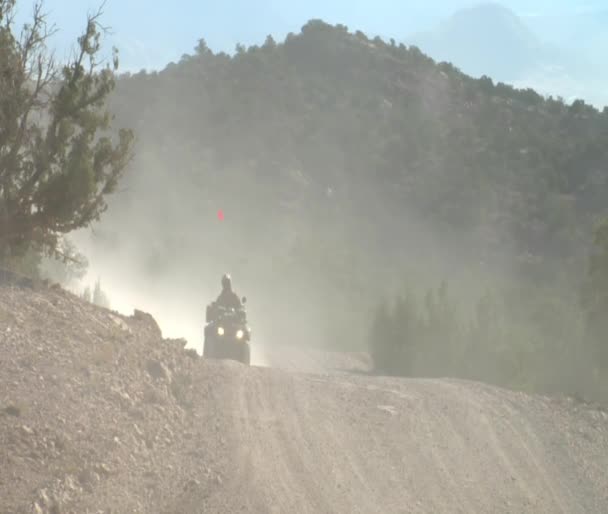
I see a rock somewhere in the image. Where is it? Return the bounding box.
[3,404,21,417]
[38,488,51,506]
[142,386,164,405]
[78,469,100,492]
[108,314,132,334]
[146,359,172,383]
[64,475,80,492]
[21,425,34,435]
[184,478,201,491]
[94,463,112,477]
[132,310,162,338]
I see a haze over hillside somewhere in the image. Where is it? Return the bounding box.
[406,3,608,108]
[68,20,608,378]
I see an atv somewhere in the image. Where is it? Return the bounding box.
[203,298,251,365]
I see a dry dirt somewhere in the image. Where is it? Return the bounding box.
[1,283,608,513]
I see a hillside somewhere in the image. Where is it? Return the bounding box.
[105,18,608,273]
[0,283,208,513]
[73,19,608,353]
[2,283,608,513]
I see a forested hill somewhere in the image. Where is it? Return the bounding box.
[95,20,608,348]
[108,20,608,273]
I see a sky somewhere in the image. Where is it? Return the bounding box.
[12,0,607,72]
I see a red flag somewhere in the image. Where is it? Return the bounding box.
[217,209,224,221]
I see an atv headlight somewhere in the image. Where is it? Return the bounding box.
[236,329,244,339]
[217,326,224,336]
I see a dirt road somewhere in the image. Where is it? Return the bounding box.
[175,358,608,514]
[2,285,608,513]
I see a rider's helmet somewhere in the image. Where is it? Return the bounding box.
[221,273,232,291]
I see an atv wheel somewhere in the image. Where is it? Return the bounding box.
[239,344,251,366]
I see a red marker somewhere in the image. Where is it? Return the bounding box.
[217,209,224,221]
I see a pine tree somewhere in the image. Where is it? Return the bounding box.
[0,1,133,263]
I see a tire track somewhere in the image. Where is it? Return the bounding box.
[186,362,608,513]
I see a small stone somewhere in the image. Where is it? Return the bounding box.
[184,479,200,491]
[38,488,50,506]
[3,405,20,417]
[146,359,172,382]
[65,475,80,491]
[95,463,111,476]
[21,425,34,435]
[78,469,100,492]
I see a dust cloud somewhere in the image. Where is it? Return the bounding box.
[63,69,518,370]
[69,224,298,368]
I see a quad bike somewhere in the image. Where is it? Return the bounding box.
[203,298,251,365]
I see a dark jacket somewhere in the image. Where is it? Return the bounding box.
[215,288,242,310]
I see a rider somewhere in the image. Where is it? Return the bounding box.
[215,273,242,310]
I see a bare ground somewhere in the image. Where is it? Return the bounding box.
[1,284,608,513]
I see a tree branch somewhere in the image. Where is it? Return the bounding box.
[0,0,133,259]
